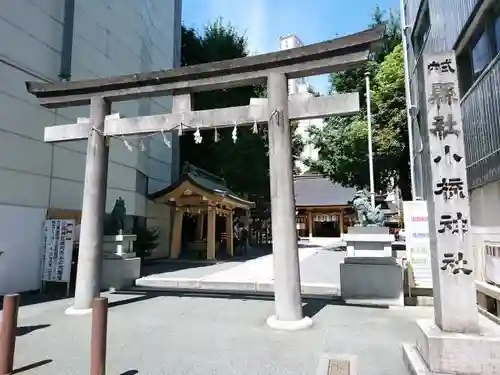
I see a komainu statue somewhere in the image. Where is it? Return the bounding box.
[104,197,126,235]
[352,190,385,227]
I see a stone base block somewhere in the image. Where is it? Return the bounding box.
[347,226,389,235]
[199,280,257,292]
[340,257,404,306]
[135,277,200,289]
[103,234,137,258]
[403,318,500,374]
[102,257,141,291]
[65,306,92,316]
[343,227,394,257]
[266,315,313,331]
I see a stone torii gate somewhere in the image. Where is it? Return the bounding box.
[26,26,384,329]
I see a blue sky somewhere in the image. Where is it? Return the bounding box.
[182,0,400,93]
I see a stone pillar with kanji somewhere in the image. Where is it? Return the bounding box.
[423,53,478,333]
[403,52,500,375]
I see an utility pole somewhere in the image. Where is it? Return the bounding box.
[365,72,376,209]
[400,0,417,199]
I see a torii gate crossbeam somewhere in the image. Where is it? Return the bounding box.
[26,25,384,329]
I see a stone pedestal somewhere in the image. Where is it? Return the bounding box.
[101,234,141,290]
[403,318,500,375]
[340,257,404,306]
[101,257,141,290]
[340,227,401,306]
[343,227,394,257]
[103,234,137,258]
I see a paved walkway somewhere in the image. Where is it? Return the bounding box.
[10,291,433,374]
[136,243,346,297]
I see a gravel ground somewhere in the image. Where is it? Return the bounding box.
[9,291,431,375]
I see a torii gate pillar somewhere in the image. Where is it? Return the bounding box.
[266,72,312,330]
[66,96,110,314]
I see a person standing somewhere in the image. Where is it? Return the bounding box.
[240,224,248,256]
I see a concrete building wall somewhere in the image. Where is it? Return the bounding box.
[0,0,181,294]
[279,35,306,95]
[404,0,500,280]
[404,0,480,200]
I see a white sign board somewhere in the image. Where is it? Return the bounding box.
[42,219,75,283]
[0,206,47,295]
[403,201,432,288]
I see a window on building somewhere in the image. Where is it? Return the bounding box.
[471,32,491,79]
[495,14,500,52]
[412,2,431,56]
[414,112,423,153]
[136,170,149,196]
[457,2,500,93]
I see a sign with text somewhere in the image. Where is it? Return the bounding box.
[403,200,432,288]
[42,219,75,283]
[423,52,477,329]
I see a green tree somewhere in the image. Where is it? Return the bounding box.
[291,121,305,175]
[180,20,268,199]
[180,19,303,200]
[372,44,409,198]
[307,7,411,200]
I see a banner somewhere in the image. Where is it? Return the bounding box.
[403,201,432,288]
[42,220,75,283]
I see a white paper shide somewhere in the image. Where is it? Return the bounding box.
[42,219,75,283]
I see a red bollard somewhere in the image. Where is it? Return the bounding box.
[0,294,20,375]
[90,297,108,375]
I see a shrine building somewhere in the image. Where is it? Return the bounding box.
[149,163,254,260]
[294,172,357,238]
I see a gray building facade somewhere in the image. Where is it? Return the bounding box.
[403,0,500,278]
[0,0,182,294]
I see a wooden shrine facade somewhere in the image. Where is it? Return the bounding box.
[150,164,253,260]
[296,206,355,238]
[294,173,356,238]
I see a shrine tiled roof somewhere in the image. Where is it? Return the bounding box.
[294,173,356,207]
[149,163,253,208]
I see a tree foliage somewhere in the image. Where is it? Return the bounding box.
[307,7,411,199]
[180,19,304,201]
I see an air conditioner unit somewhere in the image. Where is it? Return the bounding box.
[485,241,500,285]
